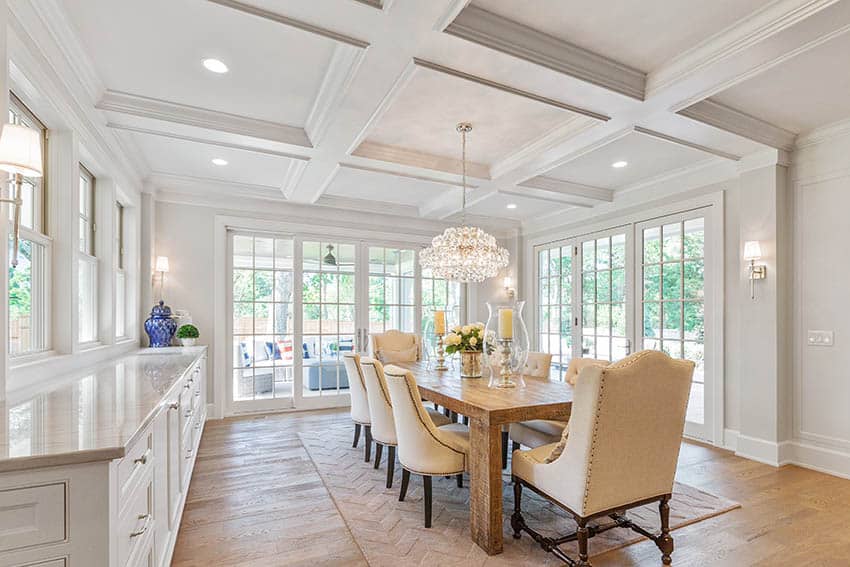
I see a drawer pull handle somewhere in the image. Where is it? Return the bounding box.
[134,448,151,466]
[130,514,152,538]
[169,401,180,410]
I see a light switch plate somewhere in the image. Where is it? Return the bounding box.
[807,330,834,346]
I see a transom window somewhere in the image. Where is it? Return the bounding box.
[8,93,46,234]
[78,165,95,255]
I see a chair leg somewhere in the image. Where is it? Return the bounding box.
[386,446,395,489]
[434,402,439,411]
[450,411,458,423]
[352,423,361,448]
[512,441,520,453]
[399,468,410,501]
[511,480,523,539]
[423,475,432,528]
[501,430,509,469]
[576,520,590,566]
[456,473,463,488]
[373,443,383,469]
[462,415,469,426]
[443,407,450,417]
[364,426,372,462]
[658,496,674,565]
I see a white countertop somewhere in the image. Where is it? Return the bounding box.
[0,346,207,473]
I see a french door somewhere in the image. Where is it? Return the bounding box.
[227,232,462,414]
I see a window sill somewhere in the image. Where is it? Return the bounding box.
[77,341,104,352]
[9,349,59,370]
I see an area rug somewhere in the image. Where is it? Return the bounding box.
[298,424,740,566]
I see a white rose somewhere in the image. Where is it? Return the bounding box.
[452,325,462,333]
[475,322,485,330]
[462,325,472,335]
[469,336,478,346]
[447,333,461,346]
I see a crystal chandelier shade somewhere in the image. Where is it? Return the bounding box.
[420,123,509,283]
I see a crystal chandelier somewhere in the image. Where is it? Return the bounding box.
[420,123,509,283]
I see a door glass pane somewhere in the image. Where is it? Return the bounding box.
[536,244,574,378]
[579,234,626,362]
[369,246,416,337]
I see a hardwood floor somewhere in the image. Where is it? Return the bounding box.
[173,409,850,566]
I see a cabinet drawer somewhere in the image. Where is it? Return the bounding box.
[18,559,67,567]
[0,482,66,553]
[117,477,153,567]
[118,426,154,503]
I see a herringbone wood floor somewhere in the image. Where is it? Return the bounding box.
[172,409,850,566]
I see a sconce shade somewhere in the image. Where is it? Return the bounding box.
[743,241,762,261]
[503,276,512,288]
[155,256,170,273]
[0,124,43,177]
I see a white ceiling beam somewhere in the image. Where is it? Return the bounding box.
[338,161,467,189]
[633,126,741,161]
[97,90,312,147]
[315,194,420,218]
[677,99,797,151]
[518,176,614,203]
[148,171,285,200]
[305,44,368,146]
[419,187,498,220]
[498,187,595,208]
[351,140,490,180]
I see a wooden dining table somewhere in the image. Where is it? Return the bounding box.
[394,360,574,556]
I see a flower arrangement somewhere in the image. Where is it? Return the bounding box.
[444,322,485,354]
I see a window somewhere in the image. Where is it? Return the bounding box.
[368,246,415,334]
[78,164,97,343]
[420,267,462,334]
[78,165,94,255]
[580,234,628,361]
[8,93,46,233]
[538,245,573,378]
[115,202,126,338]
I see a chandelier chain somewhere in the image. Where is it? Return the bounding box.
[461,125,467,226]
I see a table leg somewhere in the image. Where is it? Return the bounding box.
[469,418,503,555]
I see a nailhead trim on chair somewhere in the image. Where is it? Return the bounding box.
[361,360,393,408]
[582,370,606,513]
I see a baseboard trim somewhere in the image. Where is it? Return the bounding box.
[784,441,850,481]
[735,434,791,467]
[723,428,739,452]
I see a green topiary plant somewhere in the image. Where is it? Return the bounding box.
[176,324,199,339]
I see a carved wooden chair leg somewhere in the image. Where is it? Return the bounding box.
[364,425,372,462]
[501,430,509,469]
[456,473,463,488]
[423,475,433,528]
[576,520,590,566]
[658,496,674,565]
[399,468,410,501]
[352,423,361,448]
[373,443,383,469]
[386,446,395,489]
[511,480,523,539]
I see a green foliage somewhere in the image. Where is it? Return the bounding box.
[444,324,485,354]
[9,239,32,319]
[177,324,199,339]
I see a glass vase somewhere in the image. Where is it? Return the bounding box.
[483,300,529,388]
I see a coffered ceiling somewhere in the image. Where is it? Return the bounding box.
[27,0,850,229]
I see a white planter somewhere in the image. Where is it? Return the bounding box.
[180,338,197,347]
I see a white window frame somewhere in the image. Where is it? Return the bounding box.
[114,201,126,339]
[8,93,46,235]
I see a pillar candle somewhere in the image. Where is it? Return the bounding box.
[434,310,446,335]
[498,308,513,340]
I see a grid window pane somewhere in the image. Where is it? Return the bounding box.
[537,244,574,377]
[579,234,626,362]
[9,238,48,355]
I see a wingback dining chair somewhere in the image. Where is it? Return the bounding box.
[371,330,421,363]
[509,356,609,454]
[383,364,470,528]
[341,353,373,462]
[498,351,553,469]
[360,357,451,488]
[510,350,694,566]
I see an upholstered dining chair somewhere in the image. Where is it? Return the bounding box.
[509,356,608,454]
[341,353,373,462]
[360,357,451,488]
[371,330,421,363]
[383,364,470,528]
[511,350,694,566]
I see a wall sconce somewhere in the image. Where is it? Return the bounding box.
[0,124,44,267]
[743,241,766,300]
[503,276,516,299]
[155,255,170,300]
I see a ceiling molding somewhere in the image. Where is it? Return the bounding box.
[434,0,472,31]
[352,140,491,179]
[794,116,850,149]
[737,147,792,173]
[97,89,313,147]
[420,187,498,219]
[148,171,286,200]
[444,4,646,100]
[338,162,467,189]
[646,0,843,99]
[206,0,370,49]
[316,194,419,218]
[412,58,610,121]
[281,159,310,199]
[498,187,595,208]
[351,0,383,10]
[305,44,368,146]
[677,99,797,151]
[617,157,724,196]
[633,126,741,161]
[105,122,312,161]
[518,176,614,202]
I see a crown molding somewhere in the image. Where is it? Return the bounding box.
[351,0,383,10]
[339,162,467,188]
[206,0,370,49]
[794,116,850,149]
[737,148,792,173]
[281,159,310,199]
[518,176,613,202]
[412,58,610,121]
[434,0,472,31]
[420,186,498,219]
[633,126,741,161]
[315,194,419,218]
[498,186,595,208]
[617,157,725,195]
[97,90,313,147]
[677,99,796,151]
[444,4,645,100]
[352,140,491,180]
[305,43,368,145]
[148,171,285,200]
[647,0,842,98]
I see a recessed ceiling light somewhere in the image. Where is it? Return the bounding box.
[211,158,228,166]
[202,58,229,74]
[506,203,517,209]
[611,160,628,168]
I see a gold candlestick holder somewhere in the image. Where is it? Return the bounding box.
[435,333,448,371]
[497,338,516,388]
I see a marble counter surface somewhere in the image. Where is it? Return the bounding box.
[0,346,207,473]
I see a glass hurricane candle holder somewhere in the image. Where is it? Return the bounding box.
[483,300,529,388]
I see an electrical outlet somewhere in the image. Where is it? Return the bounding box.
[807,330,834,347]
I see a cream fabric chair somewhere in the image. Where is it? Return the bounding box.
[510,350,694,566]
[341,353,373,462]
[509,357,608,452]
[360,357,451,488]
[383,364,470,528]
[371,330,421,363]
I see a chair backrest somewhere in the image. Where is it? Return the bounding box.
[360,357,397,445]
[342,353,371,425]
[524,352,553,378]
[564,357,609,385]
[383,365,465,474]
[371,330,421,363]
[549,350,694,516]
